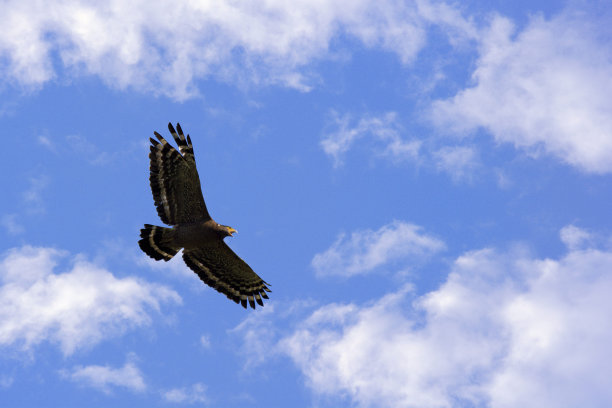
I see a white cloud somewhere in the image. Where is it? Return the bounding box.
[65,358,146,394]
[559,224,593,250]
[0,0,472,100]
[321,112,421,167]
[0,246,181,355]
[65,134,143,166]
[431,7,612,173]
[37,134,54,150]
[22,174,49,214]
[163,383,208,404]
[230,303,279,370]
[0,375,13,389]
[200,334,211,349]
[1,214,24,235]
[433,145,479,182]
[319,114,481,184]
[312,221,445,277]
[282,227,612,407]
[137,252,195,280]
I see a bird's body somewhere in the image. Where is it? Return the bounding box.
[138,123,270,309]
[175,220,229,248]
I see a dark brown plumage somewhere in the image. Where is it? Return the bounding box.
[139,123,270,309]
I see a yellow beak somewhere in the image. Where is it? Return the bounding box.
[228,227,237,236]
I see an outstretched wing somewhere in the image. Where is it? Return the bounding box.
[183,242,271,309]
[149,123,211,225]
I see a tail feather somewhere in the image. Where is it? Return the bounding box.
[138,224,180,261]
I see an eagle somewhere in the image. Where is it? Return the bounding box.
[138,123,270,309]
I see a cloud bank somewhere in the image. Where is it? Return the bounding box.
[0,0,470,100]
[0,246,181,355]
[286,228,612,407]
[233,225,612,407]
[432,9,612,173]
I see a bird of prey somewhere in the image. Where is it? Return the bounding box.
[138,122,270,309]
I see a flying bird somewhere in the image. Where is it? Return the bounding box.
[138,123,270,309]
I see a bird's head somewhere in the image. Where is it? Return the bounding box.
[219,224,237,238]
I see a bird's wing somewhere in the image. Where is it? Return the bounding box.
[149,123,211,225]
[183,242,271,309]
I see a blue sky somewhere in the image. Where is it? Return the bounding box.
[1,0,612,407]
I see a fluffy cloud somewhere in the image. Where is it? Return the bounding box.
[282,227,612,407]
[0,246,181,355]
[432,8,612,173]
[65,358,146,394]
[312,221,445,277]
[0,0,471,100]
[320,112,421,167]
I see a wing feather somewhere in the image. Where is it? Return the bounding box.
[182,242,270,309]
[148,123,211,224]
[168,123,195,159]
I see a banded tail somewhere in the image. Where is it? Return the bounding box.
[138,224,180,261]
